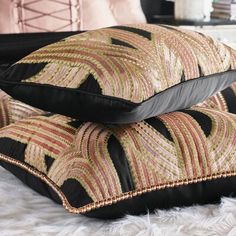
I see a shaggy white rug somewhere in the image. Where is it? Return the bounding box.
[1,166,236,236]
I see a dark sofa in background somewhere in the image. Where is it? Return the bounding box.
[141,0,174,22]
[0,32,80,72]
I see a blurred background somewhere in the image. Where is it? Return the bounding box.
[0,0,235,48]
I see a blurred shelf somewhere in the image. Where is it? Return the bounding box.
[151,16,236,27]
[150,15,236,49]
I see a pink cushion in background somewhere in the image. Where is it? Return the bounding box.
[13,0,81,32]
[0,0,15,33]
[0,0,81,33]
[109,0,146,25]
[80,0,117,30]
[0,0,146,32]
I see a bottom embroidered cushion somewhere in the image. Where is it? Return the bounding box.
[0,106,235,219]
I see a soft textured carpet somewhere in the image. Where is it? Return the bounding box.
[1,167,236,236]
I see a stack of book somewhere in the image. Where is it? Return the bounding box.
[232,0,236,20]
[211,0,232,19]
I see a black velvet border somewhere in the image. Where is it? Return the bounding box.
[84,175,236,219]
[0,70,235,124]
[1,157,236,219]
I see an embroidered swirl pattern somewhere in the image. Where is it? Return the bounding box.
[18,24,236,103]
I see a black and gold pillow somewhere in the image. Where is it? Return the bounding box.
[0,107,236,219]
[0,24,236,123]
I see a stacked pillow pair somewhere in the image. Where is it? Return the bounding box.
[0,24,236,219]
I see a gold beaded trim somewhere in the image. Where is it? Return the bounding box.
[1,153,236,214]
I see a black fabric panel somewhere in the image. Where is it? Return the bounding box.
[221,87,236,114]
[0,64,10,74]
[84,176,236,219]
[79,73,102,94]
[140,0,174,22]
[111,38,136,49]
[3,63,47,82]
[0,138,26,162]
[0,31,83,65]
[181,72,185,82]
[0,160,62,205]
[107,135,135,192]
[145,117,173,142]
[181,110,212,137]
[60,179,93,208]
[68,120,84,129]
[111,26,152,40]
[198,65,204,77]
[44,155,54,172]
[1,70,235,124]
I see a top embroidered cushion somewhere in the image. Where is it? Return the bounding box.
[0,24,236,123]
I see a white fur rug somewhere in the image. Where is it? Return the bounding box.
[1,166,236,236]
